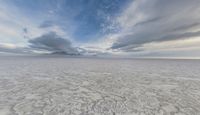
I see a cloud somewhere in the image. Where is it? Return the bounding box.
[110,0,200,52]
[23,28,28,33]
[39,20,54,28]
[1,0,200,58]
[28,32,80,55]
[0,43,31,54]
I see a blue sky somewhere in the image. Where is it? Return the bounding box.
[1,0,200,58]
[3,0,129,42]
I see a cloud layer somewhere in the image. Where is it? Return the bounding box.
[29,32,79,55]
[1,0,200,58]
[110,0,200,53]
[0,43,31,54]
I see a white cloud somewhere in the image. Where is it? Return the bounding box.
[137,37,200,52]
[99,0,200,57]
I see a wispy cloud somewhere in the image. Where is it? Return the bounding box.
[39,20,55,28]
[109,0,200,57]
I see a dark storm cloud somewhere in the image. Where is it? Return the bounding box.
[29,32,80,55]
[111,0,200,52]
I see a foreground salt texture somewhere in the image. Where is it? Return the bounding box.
[0,56,200,115]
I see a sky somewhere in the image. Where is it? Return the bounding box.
[1,0,200,58]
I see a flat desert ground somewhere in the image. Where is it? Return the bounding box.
[0,56,200,115]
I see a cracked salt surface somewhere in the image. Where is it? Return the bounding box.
[0,56,200,115]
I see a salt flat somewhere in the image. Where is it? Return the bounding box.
[0,56,200,115]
